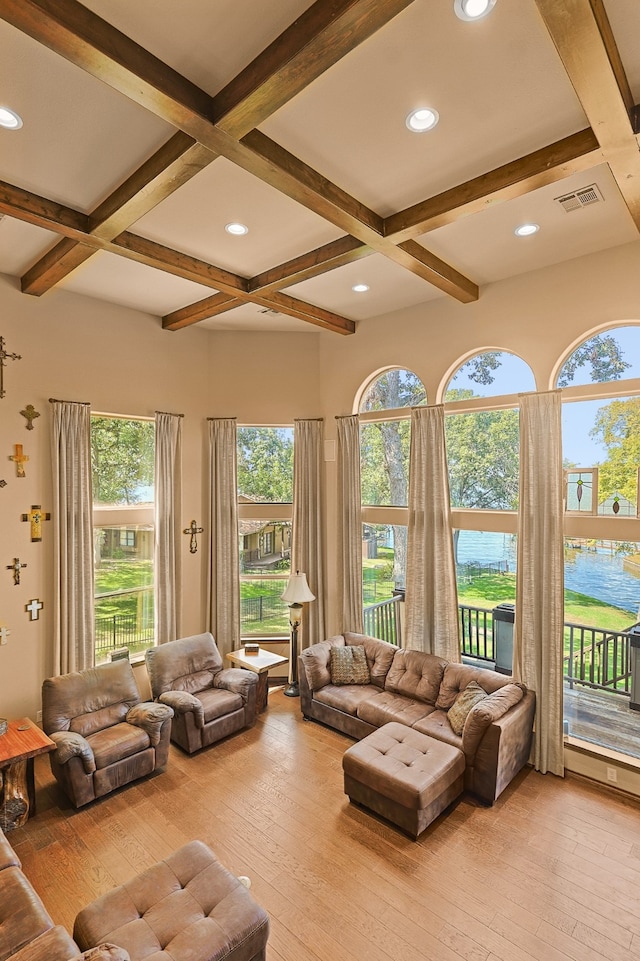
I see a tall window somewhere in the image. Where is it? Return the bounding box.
[237,427,294,638]
[91,415,155,662]
[557,326,640,757]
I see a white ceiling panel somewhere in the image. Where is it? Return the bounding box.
[200,302,318,333]
[0,218,60,275]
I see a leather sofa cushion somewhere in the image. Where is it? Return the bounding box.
[0,867,53,961]
[145,633,223,698]
[345,633,396,688]
[0,831,20,872]
[314,684,382,715]
[385,649,447,704]
[447,681,488,736]
[435,662,509,711]
[43,660,141,736]
[462,683,525,758]
[300,636,345,692]
[8,925,82,961]
[356,691,435,729]
[412,710,463,750]
[197,687,243,722]
[89,723,150,770]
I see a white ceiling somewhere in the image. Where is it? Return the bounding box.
[0,0,639,334]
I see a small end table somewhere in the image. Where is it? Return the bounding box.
[0,718,55,831]
[226,648,288,712]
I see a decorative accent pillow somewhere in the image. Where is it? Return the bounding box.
[447,680,488,736]
[329,645,371,685]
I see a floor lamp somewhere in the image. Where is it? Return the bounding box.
[281,571,315,697]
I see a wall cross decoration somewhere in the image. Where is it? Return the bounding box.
[0,336,21,400]
[22,505,51,542]
[0,626,10,646]
[20,405,40,430]
[9,444,29,478]
[6,557,27,586]
[0,480,6,489]
[25,599,43,621]
[183,519,204,554]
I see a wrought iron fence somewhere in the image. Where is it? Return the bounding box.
[564,622,633,694]
[95,613,154,659]
[240,593,285,623]
[459,604,494,662]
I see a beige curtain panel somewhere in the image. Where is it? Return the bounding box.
[292,419,326,648]
[405,405,460,661]
[513,390,565,777]
[50,400,95,675]
[155,412,183,644]
[337,415,364,634]
[207,418,241,658]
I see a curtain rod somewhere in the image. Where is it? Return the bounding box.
[207,416,237,421]
[155,410,184,418]
[48,398,90,405]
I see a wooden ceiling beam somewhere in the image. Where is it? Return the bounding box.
[1,0,478,306]
[249,236,371,294]
[535,0,640,229]
[385,128,603,243]
[163,293,242,331]
[0,180,89,238]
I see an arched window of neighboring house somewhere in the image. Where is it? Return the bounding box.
[358,368,426,632]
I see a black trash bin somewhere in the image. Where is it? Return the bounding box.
[629,625,640,711]
[493,603,515,674]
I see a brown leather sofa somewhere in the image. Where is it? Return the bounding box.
[145,633,259,754]
[0,825,128,961]
[299,632,536,805]
[42,659,173,809]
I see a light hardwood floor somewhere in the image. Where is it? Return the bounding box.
[10,691,640,961]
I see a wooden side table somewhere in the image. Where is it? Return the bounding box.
[226,648,288,712]
[0,718,55,831]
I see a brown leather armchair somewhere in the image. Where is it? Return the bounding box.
[42,659,173,809]
[145,633,258,754]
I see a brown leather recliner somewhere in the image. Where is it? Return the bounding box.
[42,659,173,809]
[145,633,258,754]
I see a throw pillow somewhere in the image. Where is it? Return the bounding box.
[329,645,371,685]
[447,680,488,736]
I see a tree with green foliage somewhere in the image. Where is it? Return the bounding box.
[91,416,154,505]
[557,333,630,387]
[237,427,294,502]
[360,369,426,587]
[590,397,640,505]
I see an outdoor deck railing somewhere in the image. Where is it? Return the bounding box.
[363,596,402,646]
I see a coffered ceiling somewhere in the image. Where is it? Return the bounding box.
[0,0,639,335]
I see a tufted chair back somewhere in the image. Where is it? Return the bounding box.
[145,632,223,700]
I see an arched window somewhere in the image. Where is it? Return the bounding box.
[359,367,426,412]
[556,326,640,388]
[445,349,536,399]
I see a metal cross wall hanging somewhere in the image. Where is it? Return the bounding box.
[9,444,28,477]
[20,405,40,430]
[6,557,27,586]
[183,520,204,554]
[25,599,43,621]
[0,336,21,400]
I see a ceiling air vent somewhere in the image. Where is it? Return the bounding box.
[555,184,603,212]
[259,307,280,315]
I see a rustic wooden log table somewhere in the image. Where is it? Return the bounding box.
[0,717,55,831]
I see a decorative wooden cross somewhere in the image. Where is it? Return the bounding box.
[25,598,43,621]
[0,626,10,645]
[0,479,5,489]
[20,404,40,430]
[0,336,21,400]
[183,519,204,554]
[9,444,29,478]
[6,557,27,586]
[22,505,51,542]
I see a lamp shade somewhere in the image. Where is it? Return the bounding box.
[281,571,315,604]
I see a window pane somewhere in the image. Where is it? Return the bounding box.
[91,416,154,506]
[94,525,154,663]
[239,521,291,637]
[362,525,406,645]
[557,326,640,388]
[563,397,639,515]
[446,351,535,398]
[456,530,517,667]
[360,420,409,506]
[563,537,640,758]
[237,427,294,503]
[445,409,519,510]
[359,368,426,412]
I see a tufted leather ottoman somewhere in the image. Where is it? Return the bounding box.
[73,841,269,961]
[343,721,465,839]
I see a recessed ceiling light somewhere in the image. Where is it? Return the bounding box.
[514,223,540,237]
[406,107,439,133]
[454,0,497,21]
[225,222,248,236]
[352,284,370,293]
[0,106,23,130]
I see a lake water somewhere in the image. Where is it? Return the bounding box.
[456,530,640,616]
